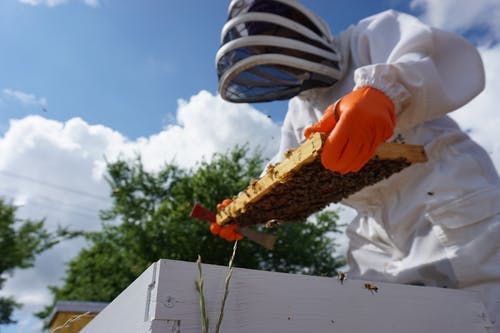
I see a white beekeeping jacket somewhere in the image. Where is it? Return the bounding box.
[269,10,500,330]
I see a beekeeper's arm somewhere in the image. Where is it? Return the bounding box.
[305,10,485,174]
[351,9,484,129]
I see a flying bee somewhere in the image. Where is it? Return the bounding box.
[364,283,379,294]
[337,271,346,284]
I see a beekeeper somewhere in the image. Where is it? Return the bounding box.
[215,0,500,329]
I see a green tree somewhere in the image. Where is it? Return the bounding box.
[0,198,59,325]
[39,146,345,318]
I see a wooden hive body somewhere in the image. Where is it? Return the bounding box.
[216,133,427,227]
[81,259,493,333]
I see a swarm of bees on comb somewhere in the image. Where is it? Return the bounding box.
[216,132,427,227]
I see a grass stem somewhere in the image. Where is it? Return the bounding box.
[196,255,209,333]
[215,240,238,333]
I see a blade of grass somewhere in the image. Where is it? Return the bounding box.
[215,240,238,333]
[196,255,209,333]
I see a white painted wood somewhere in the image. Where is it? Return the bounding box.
[80,261,157,332]
[82,259,492,333]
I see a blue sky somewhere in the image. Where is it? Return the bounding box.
[1,1,500,332]
[0,0,230,138]
[0,0,416,139]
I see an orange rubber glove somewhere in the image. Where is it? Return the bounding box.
[304,86,395,174]
[210,199,243,241]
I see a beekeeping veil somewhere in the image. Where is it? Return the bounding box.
[216,0,345,103]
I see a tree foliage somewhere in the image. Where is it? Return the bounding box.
[39,146,345,318]
[0,198,59,325]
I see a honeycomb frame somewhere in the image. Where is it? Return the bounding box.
[216,133,427,227]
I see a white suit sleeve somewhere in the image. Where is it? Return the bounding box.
[351,10,485,130]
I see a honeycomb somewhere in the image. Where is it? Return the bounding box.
[216,133,427,227]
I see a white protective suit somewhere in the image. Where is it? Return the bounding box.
[268,10,500,331]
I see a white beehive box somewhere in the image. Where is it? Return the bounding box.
[81,259,493,333]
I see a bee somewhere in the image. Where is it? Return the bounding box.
[266,163,280,178]
[364,283,379,294]
[284,148,295,159]
[265,219,280,229]
[392,133,406,144]
[337,271,346,284]
[266,163,275,174]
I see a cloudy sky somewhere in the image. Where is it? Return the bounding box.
[1,0,499,332]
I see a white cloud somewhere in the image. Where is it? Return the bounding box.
[2,89,47,107]
[83,0,98,7]
[18,0,98,7]
[0,90,280,328]
[119,90,280,172]
[18,0,68,6]
[411,0,500,42]
[449,44,500,169]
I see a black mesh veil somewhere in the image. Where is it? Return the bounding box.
[216,0,343,103]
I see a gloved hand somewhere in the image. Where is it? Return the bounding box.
[210,199,243,241]
[304,86,395,174]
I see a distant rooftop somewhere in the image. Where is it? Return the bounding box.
[47,300,109,327]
